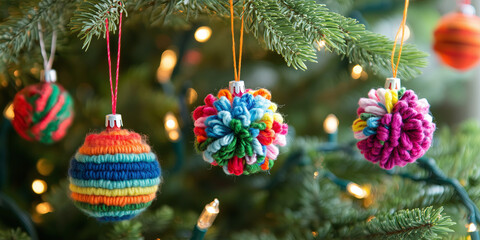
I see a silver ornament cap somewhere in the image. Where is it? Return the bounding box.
[229,80,245,95]
[459,3,476,15]
[385,78,401,91]
[106,114,123,128]
[41,69,57,83]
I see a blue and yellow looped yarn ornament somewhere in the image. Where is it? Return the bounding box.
[68,115,162,222]
[193,81,288,176]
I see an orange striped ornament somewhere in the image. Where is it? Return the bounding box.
[433,12,480,71]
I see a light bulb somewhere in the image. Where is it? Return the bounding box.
[194,26,212,43]
[3,102,14,120]
[186,88,198,105]
[402,25,411,41]
[32,179,47,194]
[197,198,220,230]
[157,49,177,83]
[164,112,181,142]
[36,202,53,214]
[468,223,477,232]
[36,158,54,176]
[323,114,339,134]
[347,182,368,199]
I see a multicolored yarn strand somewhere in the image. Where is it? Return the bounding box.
[193,88,288,176]
[68,128,162,222]
[352,88,435,170]
[12,82,74,144]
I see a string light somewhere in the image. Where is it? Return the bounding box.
[316,40,326,50]
[351,64,363,79]
[402,25,411,41]
[197,198,220,230]
[313,171,319,179]
[35,202,53,214]
[186,88,198,105]
[164,112,180,142]
[194,26,212,43]
[346,182,368,199]
[32,179,47,194]
[468,223,478,232]
[13,70,20,77]
[323,114,339,134]
[3,102,14,120]
[36,158,54,176]
[157,49,177,83]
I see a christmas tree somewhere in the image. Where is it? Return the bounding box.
[1,0,479,239]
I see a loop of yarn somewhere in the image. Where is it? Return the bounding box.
[68,128,162,222]
[193,88,288,176]
[352,88,435,170]
[12,82,74,144]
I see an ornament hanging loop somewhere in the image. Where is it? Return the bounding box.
[230,0,244,82]
[385,77,401,90]
[229,80,245,96]
[37,23,57,83]
[106,114,123,128]
[390,0,409,78]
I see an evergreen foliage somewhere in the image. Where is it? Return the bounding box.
[1,0,427,78]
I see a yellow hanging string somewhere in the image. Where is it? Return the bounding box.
[391,0,410,78]
[230,0,244,81]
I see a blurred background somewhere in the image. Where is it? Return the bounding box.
[1,0,480,239]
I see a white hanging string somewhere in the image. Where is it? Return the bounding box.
[37,23,57,82]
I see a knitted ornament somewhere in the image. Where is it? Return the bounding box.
[12,82,74,144]
[68,115,162,222]
[352,79,435,170]
[193,81,288,176]
[433,5,480,71]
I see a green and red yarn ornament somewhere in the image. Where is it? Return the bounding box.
[193,81,288,176]
[68,114,162,222]
[12,79,74,144]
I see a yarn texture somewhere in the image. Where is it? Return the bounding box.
[433,12,480,71]
[352,88,435,170]
[68,128,162,222]
[193,88,288,176]
[12,82,74,144]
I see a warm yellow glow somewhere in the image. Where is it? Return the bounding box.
[168,130,180,142]
[32,179,47,194]
[15,78,22,87]
[30,68,40,75]
[312,231,319,237]
[157,49,177,83]
[164,112,179,131]
[36,158,54,176]
[323,114,339,134]
[313,171,319,179]
[3,102,14,120]
[468,223,477,232]
[353,64,363,74]
[186,88,198,105]
[194,26,212,43]
[402,25,411,41]
[197,198,220,230]
[316,40,326,50]
[366,216,375,222]
[347,182,368,199]
[13,70,20,77]
[36,202,53,214]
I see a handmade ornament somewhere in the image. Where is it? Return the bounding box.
[11,25,73,144]
[12,80,74,144]
[352,0,435,170]
[68,115,162,222]
[433,3,480,71]
[68,11,161,222]
[352,79,435,169]
[193,81,288,176]
[192,1,288,176]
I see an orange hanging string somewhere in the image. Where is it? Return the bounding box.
[230,0,244,81]
[391,0,409,78]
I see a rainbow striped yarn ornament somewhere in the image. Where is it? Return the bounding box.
[12,82,74,144]
[69,115,161,222]
[193,81,288,176]
[352,79,435,170]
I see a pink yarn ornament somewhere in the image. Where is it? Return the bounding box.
[352,88,435,169]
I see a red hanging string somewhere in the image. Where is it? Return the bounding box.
[464,0,471,5]
[105,11,123,115]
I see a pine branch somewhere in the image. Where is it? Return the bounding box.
[103,221,144,240]
[0,228,31,240]
[345,207,455,240]
[69,0,127,49]
[0,0,70,64]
